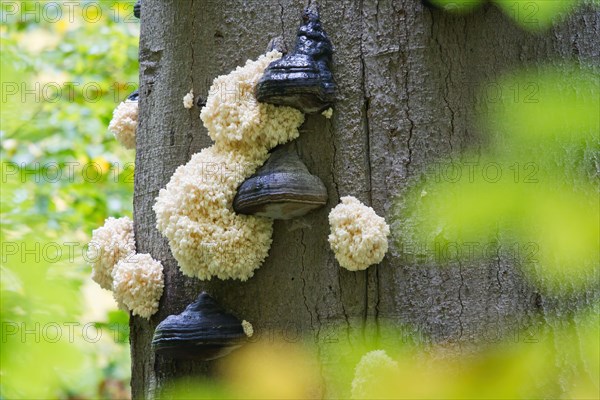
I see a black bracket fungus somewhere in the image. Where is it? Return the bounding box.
[152,292,247,361]
[256,2,335,113]
[196,95,206,108]
[133,0,141,19]
[233,143,328,220]
[127,90,139,101]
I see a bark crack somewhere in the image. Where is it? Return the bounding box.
[359,0,374,339]
[375,267,381,319]
[404,69,414,174]
[443,63,455,156]
[189,0,195,88]
[329,122,340,197]
[338,268,351,340]
[278,0,286,44]
[495,230,503,294]
[300,230,314,333]
[457,260,465,342]
[401,6,414,174]
[432,16,455,157]
[359,40,373,203]
[186,0,196,160]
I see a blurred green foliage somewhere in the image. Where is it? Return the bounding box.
[396,66,599,292]
[161,313,599,399]
[429,0,584,30]
[1,1,138,398]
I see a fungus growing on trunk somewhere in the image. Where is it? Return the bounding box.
[328,196,390,271]
[88,216,135,290]
[152,292,247,360]
[108,90,139,149]
[133,0,141,19]
[183,88,194,109]
[112,253,164,319]
[241,320,254,338]
[154,51,304,281]
[256,3,335,113]
[321,107,333,119]
[233,143,328,219]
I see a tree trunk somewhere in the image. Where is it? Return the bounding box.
[133,0,598,398]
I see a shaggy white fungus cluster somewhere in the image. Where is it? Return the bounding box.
[154,51,304,281]
[112,253,164,319]
[108,99,138,149]
[154,147,273,279]
[200,51,303,156]
[89,217,135,290]
[351,350,399,399]
[328,196,390,271]
[88,217,164,319]
[183,89,194,109]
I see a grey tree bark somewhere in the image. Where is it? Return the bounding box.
[133,0,598,398]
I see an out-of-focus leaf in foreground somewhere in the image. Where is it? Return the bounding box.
[160,314,599,399]
[394,66,599,293]
[346,312,599,399]
[494,0,581,30]
[426,0,485,13]
[428,0,587,31]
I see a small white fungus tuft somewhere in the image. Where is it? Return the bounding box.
[112,253,164,319]
[242,320,254,337]
[88,217,135,291]
[108,100,138,149]
[328,196,390,271]
[351,350,399,399]
[321,107,333,119]
[183,88,194,109]
[154,51,304,281]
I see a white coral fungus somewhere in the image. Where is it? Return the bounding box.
[351,350,399,399]
[328,196,390,271]
[88,217,135,290]
[200,51,303,156]
[183,88,194,109]
[154,51,304,281]
[108,99,138,149]
[242,320,254,337]
[321,107,333,119]
[112,253,164,319]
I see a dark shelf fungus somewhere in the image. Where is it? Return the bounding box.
[152,292,247,361]
[133,0,141,19]
[127,90,139,101]
[233,144,328,219]
[256,2,335,113]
